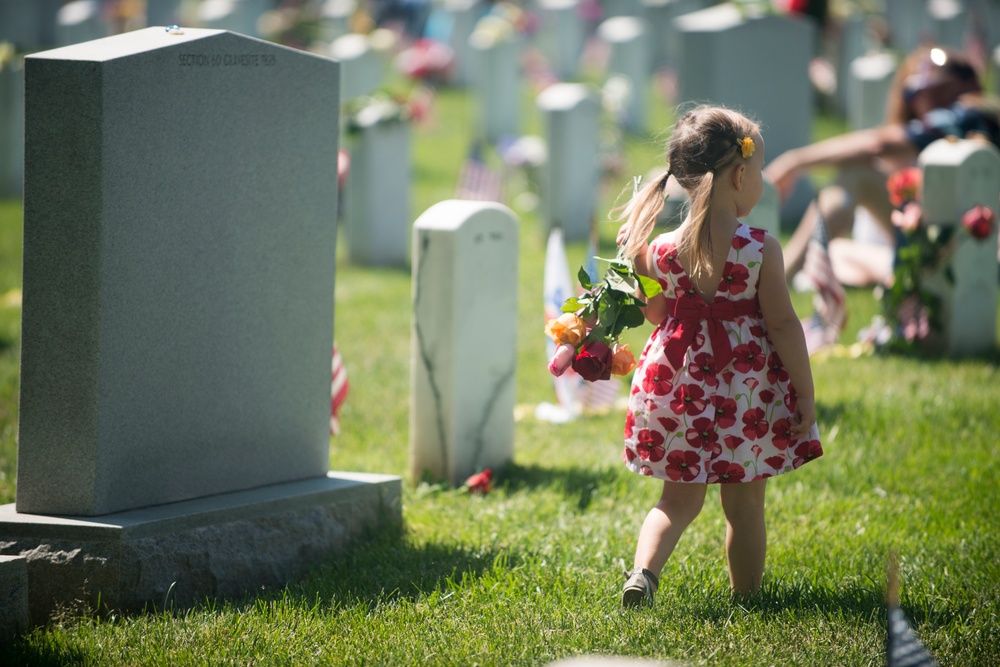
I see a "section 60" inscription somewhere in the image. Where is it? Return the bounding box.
[178,53,277,67]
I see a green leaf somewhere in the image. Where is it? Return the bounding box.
[637,275,662,298]
[560,297,583,313]
[620,304,645,329]
[604,271,634,293]
[577,267,594,290]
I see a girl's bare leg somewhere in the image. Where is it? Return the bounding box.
[632,481,707,576]
[720,479,768,595]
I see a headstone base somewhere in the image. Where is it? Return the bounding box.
[0,472,401,626]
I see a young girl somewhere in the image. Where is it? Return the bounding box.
[614,105,823,607]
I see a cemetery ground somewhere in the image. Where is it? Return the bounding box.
[0,88,998,666]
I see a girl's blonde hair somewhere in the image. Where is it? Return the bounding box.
[616,105,759,279]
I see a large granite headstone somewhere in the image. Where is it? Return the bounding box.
[918,138,1000,356]
[674,4,814,167]
[2,27,400,624]
[410,201,518,485]
[537,83,600,242]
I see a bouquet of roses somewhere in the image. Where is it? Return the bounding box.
[881,166,997,350]
[545,255,662,382]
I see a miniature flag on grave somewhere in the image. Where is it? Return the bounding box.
[456,140,503,202]
[330,343,349,435]
[801,212,847,354]
[887,554,938,667]
[538,226,581,422]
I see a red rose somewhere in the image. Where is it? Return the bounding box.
[961,205,996,240]
[572,341,614,382]
[465,468,493,494]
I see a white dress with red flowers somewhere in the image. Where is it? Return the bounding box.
[623,224,823,483]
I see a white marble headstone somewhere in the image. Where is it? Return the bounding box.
[537,83,601,242]
[885,0,928,53]
[329,33,385,103]
[442,0,481,87]
[343,110,412,266]
[197,0,265,38]
[469,24,522,142]
[537,0,585,80]
[848,51,897,130]
[919,138,1000,356]
[597,16,651,134]
[928,0,966,48]
[410,201,519,485]
[834,11,871,114]
[55,0,106,47]
[319,0,357,43]
[17,28,340,516]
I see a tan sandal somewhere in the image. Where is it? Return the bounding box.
[621,567,659,608]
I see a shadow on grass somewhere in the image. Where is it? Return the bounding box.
[496,461,622,511]
[674,575,968,634]
[285,523,522,610]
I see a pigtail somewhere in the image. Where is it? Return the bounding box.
[676,171,716,279]
[614,170,671,260]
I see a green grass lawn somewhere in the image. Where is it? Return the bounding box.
[0,85,998,666]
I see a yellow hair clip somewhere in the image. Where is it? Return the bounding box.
[738,137,755,159]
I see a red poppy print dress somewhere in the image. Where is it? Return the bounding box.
[623,224,822,483]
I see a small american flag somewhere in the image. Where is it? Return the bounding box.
[887,554,939,667]
[455,141,503,202]
[801,213,847,354]
[330,343,349,436]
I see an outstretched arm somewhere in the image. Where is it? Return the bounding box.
[637,243,668,325]
[757,234,816,437]
[764,124,915,200]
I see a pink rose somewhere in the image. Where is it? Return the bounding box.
[548,343,576,377]
[891,202,922,233]
[961,204,995,240]
[572,341,614,382]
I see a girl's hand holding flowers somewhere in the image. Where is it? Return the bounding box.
[545,256,658,382]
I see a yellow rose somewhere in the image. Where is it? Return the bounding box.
[544,312,586,346]
[610,343,636,376]
[739,137,755,159]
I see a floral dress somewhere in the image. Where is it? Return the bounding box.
[623,224,823,483]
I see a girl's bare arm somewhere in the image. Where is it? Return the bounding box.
[757,234,816,436]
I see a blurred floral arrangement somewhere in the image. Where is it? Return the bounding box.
[545,255,662,382]
[343,87,433,135]
[879,166,996,352]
